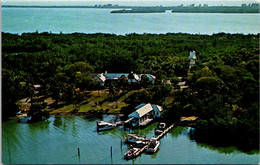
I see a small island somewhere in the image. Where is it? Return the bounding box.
[111,7,165,13]
[111,3,259,13]
[171,3,260,13]
[3,3,259,13]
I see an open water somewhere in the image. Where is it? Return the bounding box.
[2,8,260,35]
[2,115,259,164]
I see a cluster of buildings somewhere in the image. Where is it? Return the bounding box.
[93,51,196,87]
[94,71,156,86]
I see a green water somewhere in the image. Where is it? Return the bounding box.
[2,115,259,164]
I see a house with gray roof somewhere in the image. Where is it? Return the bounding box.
[94,71,156,86]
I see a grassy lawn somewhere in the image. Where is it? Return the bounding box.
[50,90,139,114]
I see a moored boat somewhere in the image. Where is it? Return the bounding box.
[155,122,166,135]
[130,140,148,148]
[146,137,160,153]
[124,147,140,160]
[124,134,147,143]
[97,121,117,131]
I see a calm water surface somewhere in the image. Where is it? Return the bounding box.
[2,8,260,35]
[2,115,259,164]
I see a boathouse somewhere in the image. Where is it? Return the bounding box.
[125,103,163,127]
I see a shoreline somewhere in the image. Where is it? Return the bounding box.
[3,5,259,14]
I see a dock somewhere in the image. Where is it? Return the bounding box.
[124,123,176,159]
[115,121,124,126]
[155,123,175,140]
[139,118,153,127]
[134,144,149,157]
[124,143,149,160]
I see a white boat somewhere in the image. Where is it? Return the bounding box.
[155,122,166,135]
[130,140,147,148]
[124,147,140,160]
[97,121,117,131]
[124,134,147,143]
[146,138,160,153]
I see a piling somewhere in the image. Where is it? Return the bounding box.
[110,146,112,158]
[120,140,122,149]
[78,147,80,157]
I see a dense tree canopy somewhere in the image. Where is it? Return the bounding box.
[2,32,259,150]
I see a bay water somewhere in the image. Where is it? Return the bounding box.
[2,8,260,35]
[2,115,259,164]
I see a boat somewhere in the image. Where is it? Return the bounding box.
[96,121,117,131]
[155,122,166,135]
[146,138,160,153]
[129,140,148,148]
[124,147,140,160]
[124,134,147,143]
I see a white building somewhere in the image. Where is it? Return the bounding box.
[189,51,196,70]
[126,103,163,127]
[189,50,196,60]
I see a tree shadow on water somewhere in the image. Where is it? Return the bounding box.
[189,128,259,155]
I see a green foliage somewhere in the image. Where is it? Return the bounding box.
[2,32,259,150]
[170,76,181,86]
[2,69,26,118]
[125,90,152,106]
[118,75,128,91]
[150,84,173,104]
[28,103,50,122]
[163,102,182,122]
[140,75,151,88]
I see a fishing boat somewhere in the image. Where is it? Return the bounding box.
[96,121,117,131]
[146,137,160,153]
[124,134,147,143]
[124,147,140,160]
[130,140,148,148]
[155,122,166,135]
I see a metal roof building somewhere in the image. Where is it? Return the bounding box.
[129,103,153,118]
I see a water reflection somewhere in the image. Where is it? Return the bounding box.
[195,141,259,155]
[150,148,159,159]
[169,126,187,138]
[2,115,259,164]
[53,116,63,128]
[52,116,68,132]
[188,128,259,155]
[27,119,50,133]
[71,117,78,137]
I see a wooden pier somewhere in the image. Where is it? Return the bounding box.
[124,123,176,159]
[133,144,149,159]
[139,118,153,127]
[155,123,175,140]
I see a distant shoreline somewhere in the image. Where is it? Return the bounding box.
[3,5,259,14]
